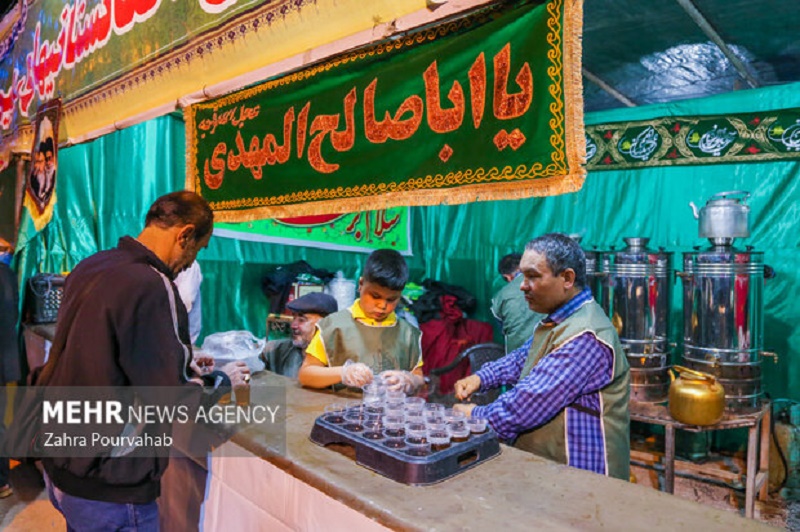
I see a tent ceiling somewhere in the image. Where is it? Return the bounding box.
[0,0,796,113]
[582,0,800,111]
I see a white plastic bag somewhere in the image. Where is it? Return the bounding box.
[201,330,266,372]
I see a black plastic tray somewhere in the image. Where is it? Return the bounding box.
[310,409,501,485]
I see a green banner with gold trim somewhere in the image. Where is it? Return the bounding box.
[185,0,585,220]
[586,109,800,170]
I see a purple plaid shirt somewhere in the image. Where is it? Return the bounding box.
[472,288,614,475]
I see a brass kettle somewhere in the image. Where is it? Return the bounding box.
[668,366,725,426]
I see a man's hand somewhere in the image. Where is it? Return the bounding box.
[219,361,251,387]
[453,403,476,417]
[341,361,373,387]
[454,374,481,401]
[190,353,214,377]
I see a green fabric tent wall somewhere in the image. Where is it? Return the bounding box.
[13,84,800,400]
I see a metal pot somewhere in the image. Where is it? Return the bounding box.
[668,365,725,426]
[689,191,750,244]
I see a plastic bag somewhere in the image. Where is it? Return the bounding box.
[201,330,266,372]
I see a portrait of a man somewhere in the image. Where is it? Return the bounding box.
[27,100,60,216]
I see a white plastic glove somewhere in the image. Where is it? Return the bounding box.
[341,360,374,387]
[380,370,415,395]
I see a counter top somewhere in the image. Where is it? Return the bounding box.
[231,372,771,531]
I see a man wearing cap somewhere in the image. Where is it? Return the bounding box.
[262,292,338,378]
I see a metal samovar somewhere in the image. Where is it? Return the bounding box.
[598,237,673,402]
[680,191,776,412]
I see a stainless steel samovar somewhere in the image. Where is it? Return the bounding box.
[598,237,673,402]
[680,191,776,412]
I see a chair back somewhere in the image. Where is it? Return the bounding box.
[463,343,505,405]
[464,343,505,372]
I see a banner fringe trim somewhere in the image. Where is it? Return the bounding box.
[211,172,586,222]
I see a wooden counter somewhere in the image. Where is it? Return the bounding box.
[198,372,771,531]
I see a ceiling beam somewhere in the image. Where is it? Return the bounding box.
[582,68,637,107]
[674,0,759,88]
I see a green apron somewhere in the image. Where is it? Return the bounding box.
[514,299,630,480]
[318,310,422,374]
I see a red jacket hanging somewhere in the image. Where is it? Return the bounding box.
[420,295,494,394]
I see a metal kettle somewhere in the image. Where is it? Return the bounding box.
[668,366,725,426]
[689,191,750,244]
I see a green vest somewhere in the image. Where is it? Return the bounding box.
[261,339,304,378]
[514,299,630,480]
[318,310,422,374]
[491,275,544,352]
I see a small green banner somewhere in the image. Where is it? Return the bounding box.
[214,207,411,255]
[185,0,585,221]
[586,109,800,170]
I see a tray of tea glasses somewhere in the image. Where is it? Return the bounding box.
[310,398,501,485]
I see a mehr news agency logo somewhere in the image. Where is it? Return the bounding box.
[40,398,281,449]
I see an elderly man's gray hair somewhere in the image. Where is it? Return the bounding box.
[524,233,586,289]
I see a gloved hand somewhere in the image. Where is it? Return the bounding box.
[380,370,416,395]
[341,360,374,387]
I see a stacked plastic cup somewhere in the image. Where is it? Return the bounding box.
[403,396,425,412]
[383,415,406,449]
[362,413,383,440]
[404,422,429,456]
[384,401,405,417]
[362,383,386,415]
[427,423,451,451]
[449,423,470,443]
[466,416,488,434]
[324,403,346,424]
[423,403,444,424]
[344,409,366,433]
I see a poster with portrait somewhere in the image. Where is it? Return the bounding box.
[24,99,61,230]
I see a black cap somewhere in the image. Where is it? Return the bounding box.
[286,292,338,316]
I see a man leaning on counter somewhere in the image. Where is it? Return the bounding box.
[261,292,338,378]
[454,233,631,480]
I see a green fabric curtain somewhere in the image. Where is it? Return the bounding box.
[14,113,187,296]
[12,84,800,401]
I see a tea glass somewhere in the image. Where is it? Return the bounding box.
[444,408,466,424]
[324,403,346,424]
[403,396,425,412]
[424,403,444,415]
[404,423,430,456]
[385,389,406,402]
[449,424,470,443]
[404,410,425,424]
[466,416,489,434]
[382,415,406,445]
[384,402,405,417]
[344,410,366,432]
[428,428,451,451]
[362,414,383,440]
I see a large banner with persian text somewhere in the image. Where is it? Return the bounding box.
[185,0,585,220]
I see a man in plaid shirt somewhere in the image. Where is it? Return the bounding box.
[455,233,630,480]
